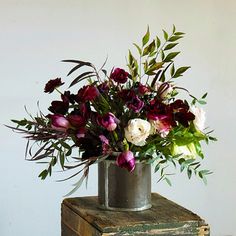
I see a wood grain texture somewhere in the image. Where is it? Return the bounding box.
[61,193,209,236]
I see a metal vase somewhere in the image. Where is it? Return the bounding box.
[98,160,152,211]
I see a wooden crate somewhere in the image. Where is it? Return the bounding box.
[61,193,209,236]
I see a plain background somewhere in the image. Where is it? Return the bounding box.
[1,0,235,235]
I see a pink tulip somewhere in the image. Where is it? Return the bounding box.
[50,115,70,132]
[116,151,135,172]
[97,112,119,131]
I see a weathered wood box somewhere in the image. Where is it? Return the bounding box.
[61,193,209,236]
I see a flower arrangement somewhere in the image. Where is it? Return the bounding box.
[9,26,216,194]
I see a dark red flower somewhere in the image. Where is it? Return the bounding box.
[67,114,86,128]
[63,91,76,104]
[118,89,136,101]
[127,95,144,113]
[97,81,109,93]
[138,83,150,95]
[147,99,170,121]
[171,99,189,111]
[76,85,99,102]
[44,78,64,93]
[79,103,90,119]
[170,100,195,127]
[110,68,129,83]
[48,94,69,115]
[116,151,135,172]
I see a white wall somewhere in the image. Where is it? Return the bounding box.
[1,0,235,235]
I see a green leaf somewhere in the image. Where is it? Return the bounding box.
[187,168,192,179]
[173,66,191,78]
[11,119,28,126]
[60,152,65,169]
[38,169,48,180]
[156,36,161,48]
[168,35,183,42]
[174,32,185,36]
[198,100,207,105]
[165,177,172,186]
[164,43,178,51]
[163,52,180,62]
[202,93,208,99]
[48,165,52,176]
[170,64,175,77]
[209,136,217,141]
[172,24,176,34]
[142,40,155,56]
[142,26,150,46]
[146,62,164,75]
[160,50,165,61]
[133,43,142,55]
[51,156,57,166]
[128,50,134,64]
[66,148,72,156]
[154,164,160,173]
[60,141,71,150]
[163,30,168,41]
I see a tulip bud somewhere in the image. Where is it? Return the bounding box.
[50,115,70,132]
[116,151,135,172]
[97,112,119,131]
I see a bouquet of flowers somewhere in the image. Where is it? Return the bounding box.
[8,26,216,194]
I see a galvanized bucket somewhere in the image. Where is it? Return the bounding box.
[98,160,152,211]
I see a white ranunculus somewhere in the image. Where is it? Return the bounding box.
[125,118,151,146]
[171,143,197,159]
[191,105,206,132]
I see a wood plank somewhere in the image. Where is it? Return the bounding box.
[62,193,209,235]
[61,203,102,236]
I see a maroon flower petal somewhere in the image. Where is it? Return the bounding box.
[44,78,64,93]
[67,114,86,128]
[127,96,144,113]
[76,85,99,102]
[110,68,129,84]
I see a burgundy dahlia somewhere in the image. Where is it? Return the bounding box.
[110,68,129,84]
[76,85,99,102]
[44,78,64,94]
